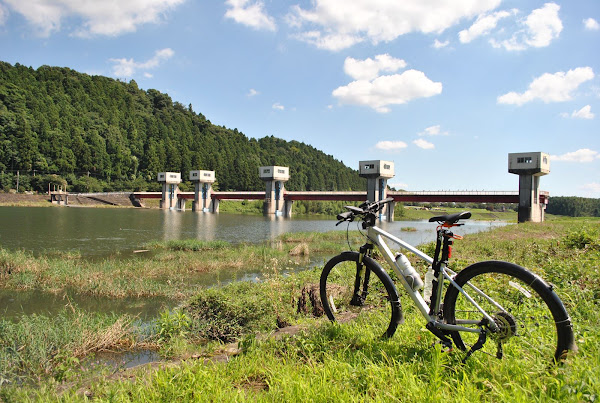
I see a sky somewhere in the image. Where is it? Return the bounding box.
[0,0,598,197]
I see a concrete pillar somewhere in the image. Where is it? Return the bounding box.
[260,166,289,216]
[517,175,545,223]
[387,201,396,222]
[284,199,293,218]
[158,172,181,210]
[508,152,550,223]
[359,160,395,221]
[190,170,216,213]
[176,197,187,211]
[160,183,180,209]
[212,198,220,213]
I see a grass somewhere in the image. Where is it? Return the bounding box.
[1,218,599,401]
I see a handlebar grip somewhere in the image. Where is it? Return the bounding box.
[337,211,353,221]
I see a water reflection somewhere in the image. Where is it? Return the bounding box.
[0,206,507,258]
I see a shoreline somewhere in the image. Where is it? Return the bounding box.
[0,192,519,221]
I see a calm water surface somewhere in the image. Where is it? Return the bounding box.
[0,206,507,320]
[0,206,505,257]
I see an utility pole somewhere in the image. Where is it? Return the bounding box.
[16,170,19,192]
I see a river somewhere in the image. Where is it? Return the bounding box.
[0,206,507,320]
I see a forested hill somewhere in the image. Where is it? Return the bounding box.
[0,61,364,192]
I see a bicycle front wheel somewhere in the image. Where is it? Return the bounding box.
[320,251,402,338]
[443,261,575,363]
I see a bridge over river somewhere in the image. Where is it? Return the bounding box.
[53,153,552,222]
[128,189,547,222]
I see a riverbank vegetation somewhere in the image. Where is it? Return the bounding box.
[1,218,598,401]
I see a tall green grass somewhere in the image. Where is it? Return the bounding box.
[2,219,599,401]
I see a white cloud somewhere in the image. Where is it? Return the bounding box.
[375,140,408,152]
[458,10,514,43]
[247,88,259,97]
[287,0,501,51]
[419,125,449,136]
[0,4,8,26]
[333,62,442,113]
[292,30,363,51]
[497,67,594,106]
[2,0,184,37]
[344,54,406,81]
[570,105,594,120]
[432,39,450,49]
[110,48,175,78]
[225,0,276,31]
[581,183,600,194]
[584,18,600,31]
[272,102,285,110]
[491,3,562,51]
[388,182,408,190]
[551,149,600,163]
[413,139,435,149]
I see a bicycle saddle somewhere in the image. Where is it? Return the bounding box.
[428,211,471,224]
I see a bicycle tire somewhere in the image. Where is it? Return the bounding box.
[320,251,402,338]
[443,260,575,362]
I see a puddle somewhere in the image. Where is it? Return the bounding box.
[85,350,162,371]
[0,289,171,321]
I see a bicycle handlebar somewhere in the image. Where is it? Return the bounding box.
[336,198,471,228]
[336,198,395,226]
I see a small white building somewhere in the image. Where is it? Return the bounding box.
[508,152,550,176]
[359,160,395,178]
[157,172,182,184]
[189,170,216,183]
[259,166,290,181]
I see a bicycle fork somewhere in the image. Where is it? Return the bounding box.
[350,243,373,306]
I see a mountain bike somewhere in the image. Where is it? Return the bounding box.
[320,198,575,362]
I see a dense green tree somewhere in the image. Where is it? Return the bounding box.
[0,61,364,193]
[547,196,600,217]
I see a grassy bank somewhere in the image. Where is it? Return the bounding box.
[1,219,599,401]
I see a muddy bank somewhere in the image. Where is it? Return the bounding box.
[0,192,137,207]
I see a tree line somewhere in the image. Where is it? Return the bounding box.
[546,196,600,217]
[0,61,365,193]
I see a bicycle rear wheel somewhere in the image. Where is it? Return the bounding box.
[320,251,402,338]
[443,261,575,362]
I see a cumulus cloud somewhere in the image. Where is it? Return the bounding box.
[497,67,594,106]
[110,48,174,78]
[225,0,276,31]
[413,139,435,149]
[247,88,259,97]
[458,9,515,43]
[551,149,600,163]
[344,54,406,81]
[419,125,449,136]
[2,0,184,37]
[333,55,442,113]
[375,140,408,152]
[272,102,285,110]
[584,18,600,31]
[432,39,450,49]
[569,105,594,120]
[287,0,501,51]
[490,3,562,51]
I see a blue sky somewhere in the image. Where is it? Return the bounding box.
[0,0,598,197]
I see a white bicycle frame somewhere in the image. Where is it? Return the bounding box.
[366,225,499,334]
